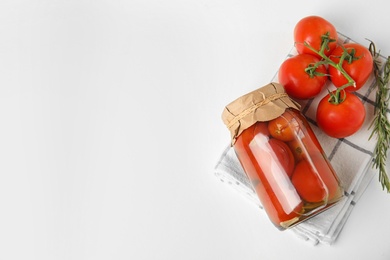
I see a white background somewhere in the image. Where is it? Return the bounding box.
[1,0,390,259]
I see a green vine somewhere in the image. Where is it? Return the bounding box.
[302,32,356,104]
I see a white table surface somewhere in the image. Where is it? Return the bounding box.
[2,0,390,259]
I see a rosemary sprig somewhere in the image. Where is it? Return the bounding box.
[368,40,390,193]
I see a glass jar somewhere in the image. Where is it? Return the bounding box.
[222,83,344,230]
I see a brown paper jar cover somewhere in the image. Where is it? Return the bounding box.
[222,82,300,144]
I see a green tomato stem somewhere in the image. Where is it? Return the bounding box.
[303,36,356,104]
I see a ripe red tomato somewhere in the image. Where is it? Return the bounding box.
[246,122,295,178]
[311,155,342,202]
[294,16,338,58]
[288,135,322,163]
[316,91,366,138]
[278,54,328,99]
[292,155,341,203]
[268,138,295,178]
[328,43,373,91]
[268,110,300,142]
[233,122,270,186]
[292,158,327,203]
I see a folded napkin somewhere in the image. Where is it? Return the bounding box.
[214,32,386,245]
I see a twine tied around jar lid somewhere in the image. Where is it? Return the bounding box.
[222,82,301,145]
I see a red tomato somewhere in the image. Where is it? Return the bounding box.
[316,91,365,138]
[268,138,295,178]
[268,110,300,142]
[294,16,338,58]
[278,54,328,99]
[249,135,302,226]
[292,158,327,203]
[234,122,270,186]
[328,43,373,91]
[243,122,295,178]
[310,155,342,202]
[288,135,322,163]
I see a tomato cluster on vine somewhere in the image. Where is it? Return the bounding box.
[277,16,374,139]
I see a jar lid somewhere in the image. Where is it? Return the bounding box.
[222,82,300,144]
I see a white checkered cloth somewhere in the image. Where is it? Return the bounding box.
[214,33,387,245]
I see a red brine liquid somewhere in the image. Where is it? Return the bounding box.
[233,109,343,229]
